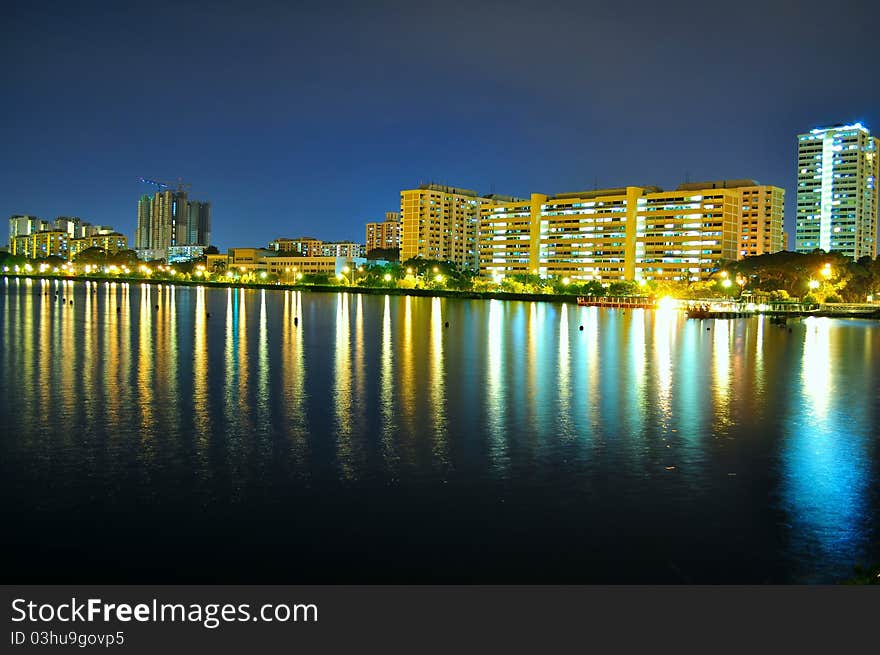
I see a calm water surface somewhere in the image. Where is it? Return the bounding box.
[1,277,878,583]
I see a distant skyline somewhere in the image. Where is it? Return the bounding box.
[3,0,879,251]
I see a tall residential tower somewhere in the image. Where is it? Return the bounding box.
[365,211,402,253]
[135,190,211,260]
[400,184,490,270]
[796,123,879,260]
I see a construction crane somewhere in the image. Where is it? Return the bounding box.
[139,177,193,194]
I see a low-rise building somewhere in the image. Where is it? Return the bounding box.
[167,245,206,263]
[205,252,229,272]
[266,256,364,281]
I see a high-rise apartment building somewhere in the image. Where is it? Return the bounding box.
[679,180,785,258]
[135,191,211,260]
[400,184,500,269]
[796,123,879,260]
[365,211,402,253]
[479,183,760,283]
[186,201,211,247]
[8,214,128,259]
[8,215,49,248]
[12,230,70,259]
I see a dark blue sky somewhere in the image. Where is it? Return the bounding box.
[2,0,878,251]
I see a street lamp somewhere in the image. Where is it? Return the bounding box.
[808,279,820,290]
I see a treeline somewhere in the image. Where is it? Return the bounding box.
[724,250,880,303]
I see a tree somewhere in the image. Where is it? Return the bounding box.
[73,247,108,265]
[366,247,400,262]
[0,251,28,269]
[107,249,139,267]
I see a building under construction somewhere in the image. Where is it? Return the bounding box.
[135,178,211,261]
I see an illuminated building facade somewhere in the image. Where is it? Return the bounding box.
[400,184,498,269]
[479,184,750,282]
[679,180,784,258]
[365,212,401,252]
[68,233,129,259]
[167,245,205,263]
[268,237,324,256]
[796,123,879,259]
[8,215,49,249]
[320,241,362,258]
[12,230,70,258]
[266,256,365,280]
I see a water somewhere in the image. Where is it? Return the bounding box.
[1,277,878,583]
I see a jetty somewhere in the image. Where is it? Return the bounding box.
[577,295,657,309]
[684,300,880,319]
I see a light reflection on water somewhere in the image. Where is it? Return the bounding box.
[0,280,878,583]
[780,317,874,582]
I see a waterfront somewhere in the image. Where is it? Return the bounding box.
[1,277,878,583]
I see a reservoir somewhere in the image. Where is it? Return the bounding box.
[1,277,878,583]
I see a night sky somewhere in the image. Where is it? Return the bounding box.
[2,0,878,251]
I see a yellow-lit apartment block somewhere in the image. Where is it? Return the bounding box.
[365,212,401,252]
[401,184,508,269]
[68,233,129,259]
[679,180,784,258]
[478,181,784,282]
[11,230,70,258]
[13,230,131,260]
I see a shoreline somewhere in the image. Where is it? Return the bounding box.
[5,273,581,305]
[5,273,880,319]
